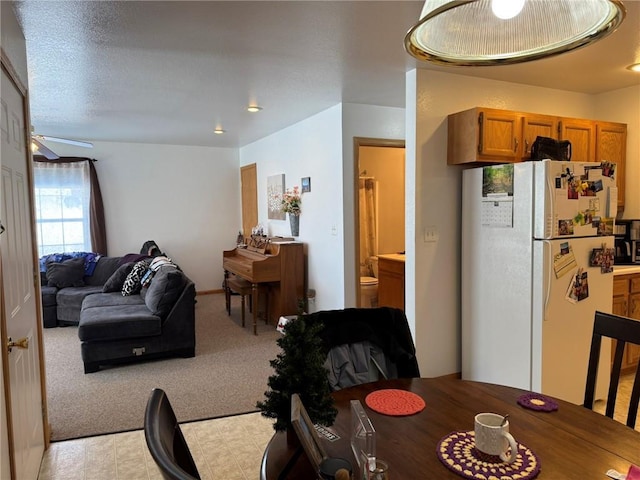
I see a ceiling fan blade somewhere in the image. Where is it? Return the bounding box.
[37,135,93,148]
[32,138,60,160]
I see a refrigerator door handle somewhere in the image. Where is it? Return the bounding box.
[545,172,555,239]
[543,240,552,319]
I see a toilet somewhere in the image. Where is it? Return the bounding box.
[360,256,379,308]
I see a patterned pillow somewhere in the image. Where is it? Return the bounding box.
[121,260,150,296]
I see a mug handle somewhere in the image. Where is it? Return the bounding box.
[499,432,518,463]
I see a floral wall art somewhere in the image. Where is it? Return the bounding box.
[267,174,286,220]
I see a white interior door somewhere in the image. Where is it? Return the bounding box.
[1,66,45,480]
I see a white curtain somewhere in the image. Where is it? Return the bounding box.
[359,177,377,276]
[33,161,92,255]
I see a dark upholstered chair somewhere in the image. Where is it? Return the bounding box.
[144,388,201,480]
[583,311,640,429]
[305,307,421,391]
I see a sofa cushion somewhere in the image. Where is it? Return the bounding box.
[122,260,150,296]
[140,266,187,318]
[78,305,161,342]
[83,292,146,309]
[56,286,104,323]
[46,257,85,288]
[40,286,58,307]
[102,262,135,293]
[84,256,123,286]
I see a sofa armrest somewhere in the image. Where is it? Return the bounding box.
[159,280,196,351]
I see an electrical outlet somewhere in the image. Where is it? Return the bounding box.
[331,225,337,236]
[424,225,438,243]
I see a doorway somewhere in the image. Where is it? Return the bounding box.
[353,137,405,308]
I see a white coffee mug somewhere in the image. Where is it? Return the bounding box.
[474,413,518,463]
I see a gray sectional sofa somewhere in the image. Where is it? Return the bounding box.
[40,254,196,373]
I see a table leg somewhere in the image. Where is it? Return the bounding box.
[252,283,258,335]
[224,270,230,315]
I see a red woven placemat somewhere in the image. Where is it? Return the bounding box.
[364,389,426,416]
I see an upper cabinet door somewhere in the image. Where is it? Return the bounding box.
[596,121,627,212]
[478,108,521,161]
[521,114,558,160]
[447,107,520,164]
[558,117,596,162]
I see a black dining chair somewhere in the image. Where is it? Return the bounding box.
[144,388,201,480]
[583,310,640,429]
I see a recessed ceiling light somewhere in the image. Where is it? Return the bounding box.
[213,127,226,134]
[247,105,263,113]
[627,63,640,72]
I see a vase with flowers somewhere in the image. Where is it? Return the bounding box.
[282,186,302,236]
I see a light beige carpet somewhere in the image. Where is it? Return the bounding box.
[43,293,281,441]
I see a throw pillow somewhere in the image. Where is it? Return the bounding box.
[102,262,135,293]
[141,266,186,317]
[121,260,150,296]
[46,257,86,288]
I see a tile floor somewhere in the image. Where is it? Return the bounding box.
[37,375,638,479]
[37,412,275,480]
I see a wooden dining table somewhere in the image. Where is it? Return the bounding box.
[260,376,640,479]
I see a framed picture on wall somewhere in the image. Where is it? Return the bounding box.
[267,174,286,220]
[301,177,311,193]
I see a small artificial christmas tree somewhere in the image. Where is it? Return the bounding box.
[257,314,337,432]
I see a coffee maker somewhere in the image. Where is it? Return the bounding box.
[614,220,640,264]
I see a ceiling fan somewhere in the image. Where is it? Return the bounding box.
[31,130,93,160]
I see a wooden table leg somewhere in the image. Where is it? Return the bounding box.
[252,283,258,335]
[224,270,230,315]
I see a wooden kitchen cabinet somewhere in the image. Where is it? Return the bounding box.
[448,107,627,213]
[596,121,627,212]
[521,113,558,160]
[611,273,640,373]
[377,255,405,311]
[448,107,521,164]
[558,117,596,163]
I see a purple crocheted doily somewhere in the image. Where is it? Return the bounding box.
[436,431,541,480]
[517,393,559,412]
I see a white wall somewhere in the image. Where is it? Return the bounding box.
[407,69,606,377]
[240,105,345,311]
[239,103,406,312]
[37,141,239,291]
[595,85,640,219]
[1,1,28,88]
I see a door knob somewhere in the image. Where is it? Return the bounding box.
[7,337,29,353]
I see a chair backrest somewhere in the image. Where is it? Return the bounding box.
[583,311,640,428]
[144,388,201,480]
[305,307,420,391]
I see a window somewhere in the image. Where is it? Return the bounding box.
[33,161,91,256]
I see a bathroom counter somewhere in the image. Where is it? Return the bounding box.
[377,255,405,310]
[377,253,405,263]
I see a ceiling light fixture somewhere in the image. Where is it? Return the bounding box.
[247,105,263,113]
[627,63,640,72]
[213,127,226,135]
[404,0,626,66]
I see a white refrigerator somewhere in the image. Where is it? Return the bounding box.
[462,160,617,405]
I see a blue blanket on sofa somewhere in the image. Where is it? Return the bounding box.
[39,252,102,276]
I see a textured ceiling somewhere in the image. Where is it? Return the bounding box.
[12,0,640,150]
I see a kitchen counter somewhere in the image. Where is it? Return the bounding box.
[613,265,640,276]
